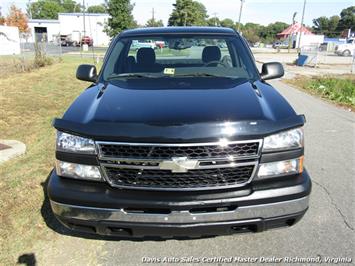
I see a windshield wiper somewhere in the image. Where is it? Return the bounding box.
[171,73,235,78]
[107,73,161,80]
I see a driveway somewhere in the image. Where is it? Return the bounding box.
[96,80,354,265]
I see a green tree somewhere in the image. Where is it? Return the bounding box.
[61,0,81,13]
[242,23,262,44]
[28,0,81,19]
[206,17,219,26]
[328,15,340,35]
[168,0,208,26]
[313,16,329,32]
[313,15,340,37]
[243,29,260,44]
[259,22,288,42]
[220,18,234,28]
[337,6,355,31]
[104,0,135,37]
[146,18,164,27]
[28,0,64,19]
[87,4,106,13]
[191,1,208,25]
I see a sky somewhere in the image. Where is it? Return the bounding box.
[1,0,354,27]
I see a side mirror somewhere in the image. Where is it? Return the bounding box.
[260,62,284,80]
[76,64,97,82]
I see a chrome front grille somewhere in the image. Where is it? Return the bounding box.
[97,140,262,191]
[98,141,260,160]
[102,165,256,190]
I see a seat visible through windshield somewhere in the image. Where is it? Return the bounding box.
[102,35,258,81]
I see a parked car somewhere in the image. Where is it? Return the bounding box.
[60,32,81,47]
[60,33,93,47]
[81,36,93,47]
[60,35,70,46]
[131,40,156,50]
[60,35,76,47]
[155,40,166,49]
[272,41,289,49]
[335,38,355,56]
[49,27,311,238]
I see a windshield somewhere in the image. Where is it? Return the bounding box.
[102,34,259,82]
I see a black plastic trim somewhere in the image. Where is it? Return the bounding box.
[52,115,305,143]
[48,169,311,210]
[55,210,307,238]
[260,148,303,163]
[56,151,99,166]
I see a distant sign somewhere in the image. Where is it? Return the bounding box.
[0,25,20,55]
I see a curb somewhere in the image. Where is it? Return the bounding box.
[0,140,26,164]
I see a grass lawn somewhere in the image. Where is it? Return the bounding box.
[285,75,355,110]
[0,56,101,264]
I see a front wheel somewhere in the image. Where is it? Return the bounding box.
[342,50,351,57]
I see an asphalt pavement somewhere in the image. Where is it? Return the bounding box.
[98,79,355,265]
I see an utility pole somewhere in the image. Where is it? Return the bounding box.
[83,0,86,37]
[212,12,218,26]
[298,0,306,51]
[182,11,187,26]
[28,0,32,19]
[237,0,245,32]
[152,8,155,22]
[288,12,297,53]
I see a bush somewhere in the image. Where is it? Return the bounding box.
[306,77,355,106]
[34,42,53,68]
[0,42,55,77]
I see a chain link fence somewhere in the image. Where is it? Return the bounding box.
[20,33,106,60]
[1,32,107,77]
[298,43,354,74]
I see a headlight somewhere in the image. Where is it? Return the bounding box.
[56,131,96,154]
[263,127,303,152]
[257,157,303,179]
[56,160,102,181]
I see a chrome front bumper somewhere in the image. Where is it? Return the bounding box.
[51,196,309,224]
[48,168,311,236]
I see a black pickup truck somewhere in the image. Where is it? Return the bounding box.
[49,27,311,238]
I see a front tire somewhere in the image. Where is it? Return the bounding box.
[342,50,351,56]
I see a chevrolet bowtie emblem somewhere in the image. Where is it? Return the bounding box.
[159,157,199,173]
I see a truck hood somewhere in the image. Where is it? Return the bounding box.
[54,78,305,142]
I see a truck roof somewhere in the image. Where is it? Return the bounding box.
[120,26,238,37]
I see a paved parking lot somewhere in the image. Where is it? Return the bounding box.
[252,48,354,77]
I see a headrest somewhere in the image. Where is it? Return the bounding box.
[137,48,156,65]
[202,46,221,63]
[126,55,136,64]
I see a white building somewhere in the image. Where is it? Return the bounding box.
[28,19,60,43]
[292,33,324,48]
[27,13,110,46]
[58,13,110,46]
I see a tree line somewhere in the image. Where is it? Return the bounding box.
[0,0,354,43]
[103,0,354,42]
[312,6,355,37]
